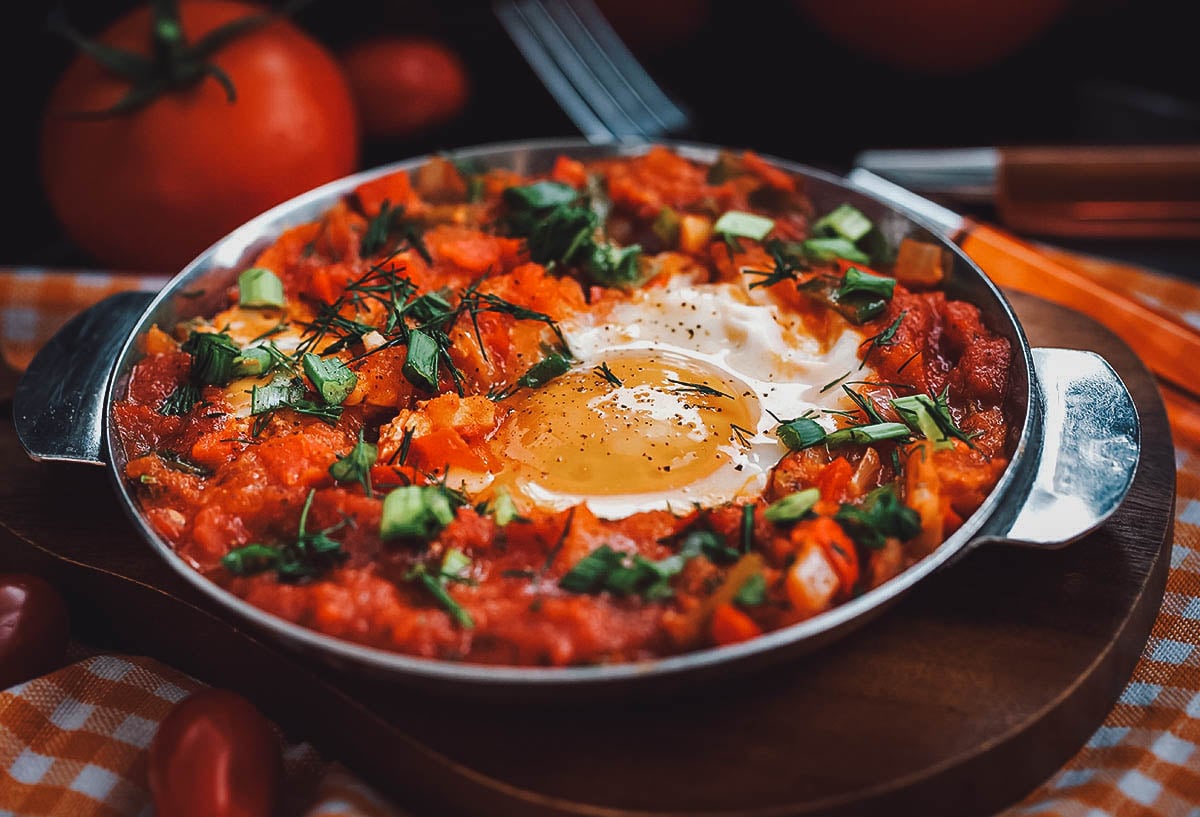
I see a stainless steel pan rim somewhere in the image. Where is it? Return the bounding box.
[18,136,1137,692]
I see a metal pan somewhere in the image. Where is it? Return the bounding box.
[13,138,1141,696]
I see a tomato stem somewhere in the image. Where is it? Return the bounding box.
[50,1,291,118]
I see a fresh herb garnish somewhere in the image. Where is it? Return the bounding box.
[743,238,810,289]
[406,548,475,628]
[221,489,348,582]
[741,503,756,553]
[558,544,676,600]
[593,362,623,387]
[155,450,213,477]
[834,485,921,550]
[158,383,200,416]
[329,430,377,497]
[360,199,430,262]
[860,310,907,369]
[891,387,976,449]
[491,349,575,400]
[502,181,645,289]
[820,371,851,393]
[181,331,240,386]
[734,572,768,608]
[843,386,888,424]
[667,378,732,399]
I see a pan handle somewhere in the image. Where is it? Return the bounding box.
[13,291,155,466]
[979,347,1140,548]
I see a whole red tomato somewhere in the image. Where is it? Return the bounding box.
[40,1,360,273]
[793,0,1072,74]
[148,688,282,817]
[340,37,469,142]
[0,573,71,689]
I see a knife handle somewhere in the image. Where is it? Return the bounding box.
[996,145,1200,239]
[956,219,1200,401]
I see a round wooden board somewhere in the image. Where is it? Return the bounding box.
[0,291,1175,817]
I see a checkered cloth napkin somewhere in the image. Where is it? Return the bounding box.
[2,255,1200,817]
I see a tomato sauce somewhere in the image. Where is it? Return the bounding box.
[113,148,1012,666]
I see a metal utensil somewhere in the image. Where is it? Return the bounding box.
[493,0,692,142]
[847,166,1200,403]
[853,144,1200,238]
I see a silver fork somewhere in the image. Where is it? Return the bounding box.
[493,0,693,143]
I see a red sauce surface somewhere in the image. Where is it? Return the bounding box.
[113,148,1012,666]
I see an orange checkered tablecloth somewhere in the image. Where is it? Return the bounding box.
[2,258,1200,817]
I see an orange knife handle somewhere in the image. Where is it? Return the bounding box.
[957,220,1200,401]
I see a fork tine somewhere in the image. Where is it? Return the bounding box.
[556,0,692,135]
[509,0,648,140]
[540,0,668,138]
[494,0,617,143]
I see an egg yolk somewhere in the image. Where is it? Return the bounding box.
[493,352,757,497]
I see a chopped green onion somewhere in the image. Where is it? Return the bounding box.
[329,431,377,496]
[503,181,578,210]
[182,331,240,386]
[652,207,681,247]
[777,417,828,450]
[764,487,821,524]
[237,267,284,309]
[486,486,523,526]
[891,395,948,449]
[801,237,872,265]
[232,345,274,377]
[714,210,775,241]
[837,267,895,300]
[824,422,911,447]
[250,379,304,415]
[379,485,459,540]
[302,353,357,405]
[401,329,440,391]
[812,204,874,243]
[735,572,768,607]
[892,389,975,449]
[441,547,472,579]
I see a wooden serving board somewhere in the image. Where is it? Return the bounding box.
[0,292,1175,817]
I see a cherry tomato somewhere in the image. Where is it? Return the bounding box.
[40,1,360,273]
[0,573,71,689]
[340,36,470,141]
[792,0,1072,74]
[148,688,282,817]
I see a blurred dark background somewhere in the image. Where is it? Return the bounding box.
[6,0,1200,274]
